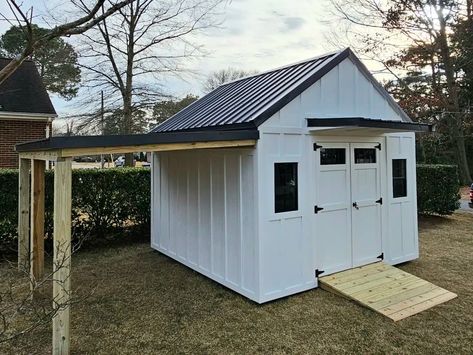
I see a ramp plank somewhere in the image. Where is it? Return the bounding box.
[319,262,457,321]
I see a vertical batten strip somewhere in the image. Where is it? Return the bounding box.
[52,157,72,355]
[18,158,31,271]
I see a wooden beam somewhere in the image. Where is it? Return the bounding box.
[52,157,72,355]
[18,158,30,271]
[19,151,59,161]
[30,159,45,287]
[59,139,257,157]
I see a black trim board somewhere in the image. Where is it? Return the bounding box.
[346,52,412,123]
[254,49,413,126]
[15,129,259,152]
[306,117,432,132]
[152,121,257,133]
[252,48,351,127]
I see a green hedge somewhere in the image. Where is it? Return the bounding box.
[0,168,150,255]
[417,164,460,215]
[0,169,19,252]
[0,164,462,254]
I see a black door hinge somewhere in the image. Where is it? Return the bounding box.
[375,197,383,205]
[315,269,325,278]
[375,143,381,150]
[314,205,324,214]
[313,143,323,151]
[377,252,384,260]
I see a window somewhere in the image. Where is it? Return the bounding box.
[354,148,376,164]
[392,159,407,198]
[275,163,298,213]
[320,148,346,165]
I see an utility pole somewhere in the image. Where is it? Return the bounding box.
[100,91,105,169]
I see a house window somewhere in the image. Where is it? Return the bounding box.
[275,163,298,213]
[320,148,346,165]
[392,159,407,198]
[354,148,376,164]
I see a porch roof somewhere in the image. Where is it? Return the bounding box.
[15,129,259,159]
[306,117,432,135]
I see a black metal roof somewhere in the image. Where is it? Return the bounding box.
[306,117,432,132]
[0,58,56,115]
[152,48,411,133]
[15,129,259,152]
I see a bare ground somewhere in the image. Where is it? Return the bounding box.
[460,185,471,200]
[1,212,472,354]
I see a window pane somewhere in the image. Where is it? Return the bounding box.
[320,148,346,165]
[392,159,407,198]
[355,148,376,164]
[275,163,298,213]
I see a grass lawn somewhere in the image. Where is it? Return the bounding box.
[1,212,473,354]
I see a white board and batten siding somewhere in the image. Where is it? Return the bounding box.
[385,133,419,264]
[151,149,259,301]
[256,56,418,301]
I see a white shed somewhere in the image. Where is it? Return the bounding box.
[150,48,431,303]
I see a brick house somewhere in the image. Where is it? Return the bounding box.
[0,58,56,168]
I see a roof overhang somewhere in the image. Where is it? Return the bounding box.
[0,111,57,120]
[15,129,259,160]
[306,117,432,135]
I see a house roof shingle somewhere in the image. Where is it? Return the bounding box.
[0,58,56,116]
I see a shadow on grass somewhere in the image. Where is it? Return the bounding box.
[1,225,150,264]
[418,214,456,232]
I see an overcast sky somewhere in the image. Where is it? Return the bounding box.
[0,0,343,117]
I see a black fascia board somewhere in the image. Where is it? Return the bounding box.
[251,48,352,127]
[154,121,258,133]
[15,129,259,152]
[306,117,432,132]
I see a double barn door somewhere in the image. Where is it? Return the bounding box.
[314,142,382,276]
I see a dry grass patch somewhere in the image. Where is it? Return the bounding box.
[1,213,473,354]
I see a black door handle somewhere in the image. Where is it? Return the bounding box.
[352,202,359,210]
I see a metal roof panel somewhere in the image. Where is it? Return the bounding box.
[151,48,411,132]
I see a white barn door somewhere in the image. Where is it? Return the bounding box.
[314,141,383,276]
[314,143,352,275]
[350,143,382,267]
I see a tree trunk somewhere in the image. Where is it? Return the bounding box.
[123,94,134,167]
[436,5,472,184]
[123,4,137,168]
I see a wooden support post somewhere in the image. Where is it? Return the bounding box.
[18,158,31,271]
[52,157,72,355]
[30,159,45,285]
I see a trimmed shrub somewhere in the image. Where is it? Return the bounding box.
[0,169,20,253]
[0,168,150,255]
[417,164,460,215]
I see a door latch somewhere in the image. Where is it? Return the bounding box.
[352,202,359,210]
[314,205,324,214]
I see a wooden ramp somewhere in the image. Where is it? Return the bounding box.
[319,262,457,321]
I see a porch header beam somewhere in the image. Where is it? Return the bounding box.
[15,130,259,159]
[306,117,432,133]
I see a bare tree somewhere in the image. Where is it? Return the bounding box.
[203,67,256,93]
[0,0,138,85]
[329,0,472,183]
[0,234,89,344]
[76,0,225,166]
